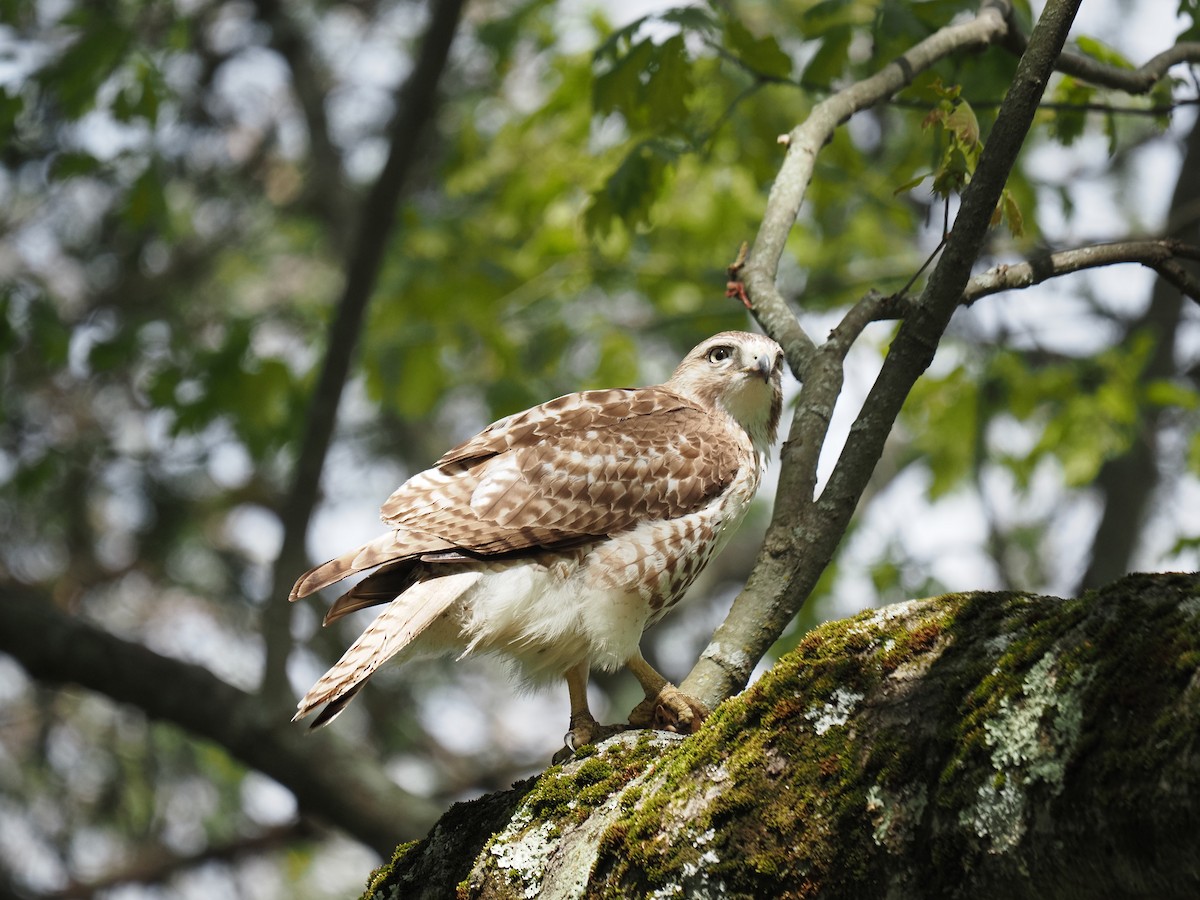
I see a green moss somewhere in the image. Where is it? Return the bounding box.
[362,840,419,899]
[385,573,1200,899]
[586,598,966,898]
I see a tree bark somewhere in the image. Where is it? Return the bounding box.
[369,571,1200,899]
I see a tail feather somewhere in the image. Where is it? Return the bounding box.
[293,570,481,727]
[296,682,365,729]
[289,532,402,602]
[323,561,421,626]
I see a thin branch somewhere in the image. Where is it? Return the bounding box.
[0,585,440,855]
[259,0,466,707]
[962,239,1200,305]
[684,0,1083,708]
[1003,12,1200,94]
[888,95,1200,116]
[251,0,350,237]
[827,290,908,355]
[735,0,1012,381]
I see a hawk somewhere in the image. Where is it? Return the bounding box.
[290,331,784,756]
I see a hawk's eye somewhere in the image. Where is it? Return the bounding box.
[706,346,733,364]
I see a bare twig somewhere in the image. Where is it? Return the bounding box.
[1003,15,1200,95]
[963,239,1200,305]
[259,0,466,707]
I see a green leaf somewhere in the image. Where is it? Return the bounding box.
[1144,379,1199,410]
[1049,76,1092,146]
[893,172,930,195]
[643,34,693,127]
[1181,0,1200,41]
[50,151,102,179]
[123,167,169,230]
[595,33,695,131]
[88,334,136,373]
[945,99,980,147]
[0,87,22,143]
[1000,188,1024,238]
[1074,35,1133,69]
[112,57,165,123]
[801,26,851,87]
[38,15,131,118]
[802,0,874,34]
[585,139,679,233]
[723,17,793,80]
[659,7,718,34]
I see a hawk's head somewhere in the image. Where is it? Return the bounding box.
[667,331,784,454]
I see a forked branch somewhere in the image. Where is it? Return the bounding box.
[684,0,1086,708]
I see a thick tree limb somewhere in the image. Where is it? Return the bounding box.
[1079,116,1200,590]
[48,821,316,899]
[378,573,1200,899]
[0,587,439,856]
[259,0,466,706]
[685,0,1081,708]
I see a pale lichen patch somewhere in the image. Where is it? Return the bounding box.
[866,781,929,853]
[960,651,1094,852]
[805,687,863,735]
[486,814,557,899]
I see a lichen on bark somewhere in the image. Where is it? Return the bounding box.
[364,572,1200,900]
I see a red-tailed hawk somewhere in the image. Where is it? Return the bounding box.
[290,331,783,756]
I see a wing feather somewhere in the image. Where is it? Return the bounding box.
[289,385,745,606]
[380,397,742,555]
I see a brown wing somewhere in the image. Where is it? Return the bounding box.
[290,387,743,603]
[428,388,683,469]
[380,389,742,552]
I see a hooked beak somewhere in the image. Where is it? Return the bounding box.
[749,353,773,382]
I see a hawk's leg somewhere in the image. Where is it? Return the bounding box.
[626,651,710,734]
[552,661,626,764]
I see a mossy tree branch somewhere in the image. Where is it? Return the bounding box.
[379,573,1200,899]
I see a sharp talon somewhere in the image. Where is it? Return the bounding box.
[629,684,709,735]
[564,731,577,753]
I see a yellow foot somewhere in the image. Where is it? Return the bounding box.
[628,683,710,734]
[551,713,627,764]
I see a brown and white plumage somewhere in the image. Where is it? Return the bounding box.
[290,331,784,746]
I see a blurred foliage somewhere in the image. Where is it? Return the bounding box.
[1,0,1198,896]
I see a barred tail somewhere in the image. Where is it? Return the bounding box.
[293,570,480,728]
